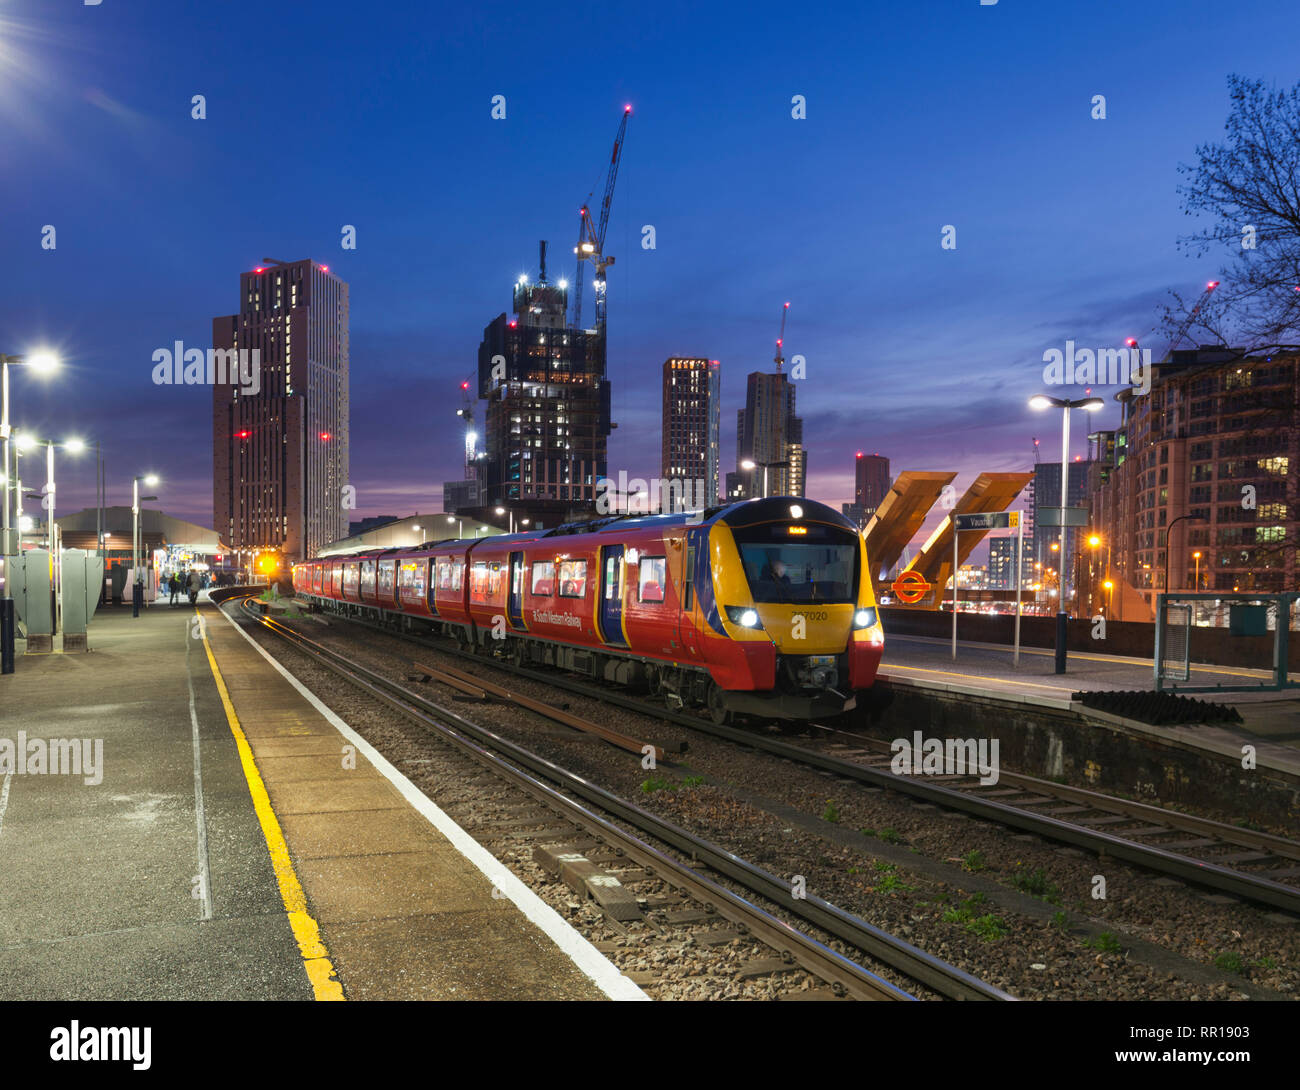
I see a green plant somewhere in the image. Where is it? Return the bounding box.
[859,827,876,838]
[942,895,1005,940]
[640,776,676,794]
[1255,956,1277,970]
[872,860,895,872]
[961,850,986,873]
[878,827,903,844]
[821,800,840,823]
[681,775,705,788]
[876,873,914,894]
[1012,865,1061,905]
[1086,932,1123,954]
[1051,910,1069,931]
[847,866,861,875]
[1214,951,1245,974]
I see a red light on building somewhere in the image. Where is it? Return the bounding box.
[253,268,264,274]
[1207,280,1219,289]
[1125,338,1137,347]
[508,320,518,329]
[460,381,469,390]
[319,431,331,441]
[321,265,329,273]
[235,430,251,439]
[856,451,864,458]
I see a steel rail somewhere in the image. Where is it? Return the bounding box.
[230,595,1012,1001]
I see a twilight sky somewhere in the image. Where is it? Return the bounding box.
[2,0,1297,548]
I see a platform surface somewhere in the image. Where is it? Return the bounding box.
[0,598,634,1001]
[880,633,1300,771]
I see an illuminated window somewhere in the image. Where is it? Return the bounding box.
[558,560,588,598]
[638,556,667,603]
[530,561,555,596]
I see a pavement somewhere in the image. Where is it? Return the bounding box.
[0,597,641,1001]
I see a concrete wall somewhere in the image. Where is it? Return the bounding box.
[881,606,1300,671]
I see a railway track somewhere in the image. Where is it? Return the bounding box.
[225,592,1013,1002]
[284,597,1300,917]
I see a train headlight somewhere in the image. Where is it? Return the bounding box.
[853,607,877,629]
[725,605,763,630]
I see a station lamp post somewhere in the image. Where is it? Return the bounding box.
[1,351,59,673]
[447,514,463,538]
[1029,393,1104,673]
[132,473,160,618]
[494,505,515,533]
[1162,513,1206,598]
[739,458,790,499]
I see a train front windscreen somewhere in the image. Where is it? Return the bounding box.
[731,522,861,604]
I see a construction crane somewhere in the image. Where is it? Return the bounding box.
[455,379,477,478]
[1127,279,1220,365]
[1031,437,1040,464]
[774,302,790,372]
[1163,279,1219,360]
[573,106,631,335]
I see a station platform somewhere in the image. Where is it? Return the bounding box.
[0,598,642,1001]
[879,632,1300,777]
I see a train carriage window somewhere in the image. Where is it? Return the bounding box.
[557,559,588,599]
[530,561,555,597]
[683,546,695,611]
[378,561,395,595]
[486,562,503,598]
[451,559,463,592]
[638,556,666,602]
[604,556,620,600]
[469,561,490,604]
[436,559,452,591]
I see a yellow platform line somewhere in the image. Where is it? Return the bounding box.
[200,619,345,1001]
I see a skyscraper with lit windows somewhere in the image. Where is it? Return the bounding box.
[212,259,350,562]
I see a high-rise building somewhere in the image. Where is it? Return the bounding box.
[1033,458,1093,591]
[988,535,1034,590]
[661,358,720,510]
[1090,347,1299,605]
[736,371,804,498]
[476,243,610,506]
[212,259,349,562]
[854,452,891,520]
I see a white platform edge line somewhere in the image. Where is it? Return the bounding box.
[217,605,648,1002]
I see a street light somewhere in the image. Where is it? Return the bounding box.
[1,351,60,674]
[1193,550,1202,591]
[1162,513,1206,597]
[1029,393,1104,673]
[132,473,160,618]
[494,505,515,533]
[739,458,790,499]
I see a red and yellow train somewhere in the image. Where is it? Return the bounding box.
[292,496,884,722]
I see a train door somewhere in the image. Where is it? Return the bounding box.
[507,551,526,630]
[597,544,628,647]
[678,534,701,659]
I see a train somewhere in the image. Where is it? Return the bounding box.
[292,496,884,722]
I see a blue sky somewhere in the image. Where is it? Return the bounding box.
[1,0,1296,541]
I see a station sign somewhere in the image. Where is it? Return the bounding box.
[1036,507,1089,527]
[891,570,932,604]
[953,510,1020,531]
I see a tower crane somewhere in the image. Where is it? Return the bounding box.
[573,106,631,335]
[1162,279,1219,360]
[774,301,790,372]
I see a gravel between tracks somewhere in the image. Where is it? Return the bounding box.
[256,609,1300,1000]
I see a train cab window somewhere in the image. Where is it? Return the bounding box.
[638,556,666,602]
[557,559,588,598]
[530,561,555,597]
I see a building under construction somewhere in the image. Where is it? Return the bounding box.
[476,242,611,506]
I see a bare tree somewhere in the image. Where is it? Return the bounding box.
[1173,75,1300,354]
